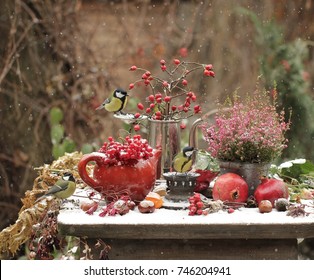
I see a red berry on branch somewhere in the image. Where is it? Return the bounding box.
[203,70,211,77]
[155,93,162,99]
[194,105,201,114]
[156,97,162,104]
[209,71,215,77]
[129,83,135,90]
[134,113,141,119]
[173,59,180,65]
[196,201,204,209]
[180,123,186,129]
[137,103,144,110]
[179,47,188,57]
[171,105,177,111]
[133,124,141,131]
[162,81,169,87]
[148,95,155,102]
[205,64,213,70]
[196,209,203,215]
[160,59,166,65]
[164,96,171,102]
[146,108,151,114]
[182,79,188,86]
[129,65,137,71]
[161,65,167,71]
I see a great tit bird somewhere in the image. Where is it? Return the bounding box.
[35,172,76,203]
[96,88,128,114]
[172,146,196,173]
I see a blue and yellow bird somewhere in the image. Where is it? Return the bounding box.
[96,88,128,114]
[172,146,196,173]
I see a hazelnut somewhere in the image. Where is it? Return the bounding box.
[80,201,98,212]
[138,200,155,213]
[258,200,272,213]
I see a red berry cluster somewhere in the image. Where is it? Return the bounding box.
[188,193,205,216]
[128,59,215,122]
[98,135,154,166]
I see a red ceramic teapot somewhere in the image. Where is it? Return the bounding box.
[78,150,161,202]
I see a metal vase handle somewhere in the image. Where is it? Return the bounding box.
[188,108,220,149]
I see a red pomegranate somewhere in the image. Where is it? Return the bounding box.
[254,178,289,207]
[212,173,249,203]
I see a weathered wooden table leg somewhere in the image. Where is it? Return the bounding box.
[81,238,298,260]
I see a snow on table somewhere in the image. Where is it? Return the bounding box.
[58,190,314,240]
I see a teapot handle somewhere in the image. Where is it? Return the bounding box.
[78,152,106,188]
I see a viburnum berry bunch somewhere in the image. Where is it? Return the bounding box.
[188,193,246,216]
[129,59,215,121]
[98,135,154,167]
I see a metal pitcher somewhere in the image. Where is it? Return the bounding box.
[148,119,181,178]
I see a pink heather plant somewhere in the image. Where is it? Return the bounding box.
[202,86,291,163]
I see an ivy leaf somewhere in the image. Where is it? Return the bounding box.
[279,159,314,181]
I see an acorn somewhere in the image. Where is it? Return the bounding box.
[274,198,290,212]
[258,200,272,213]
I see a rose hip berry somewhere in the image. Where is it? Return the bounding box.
[173,59,180,65]
[137,103,144,110]
[129,65,137,71]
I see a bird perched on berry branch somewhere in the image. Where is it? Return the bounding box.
[35,172,76,203]
[173,146,196,173]
[96,88,128,114]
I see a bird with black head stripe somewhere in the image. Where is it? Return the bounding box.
[172,146,196,173]
[35,172,76,203]
[96,88,128,114]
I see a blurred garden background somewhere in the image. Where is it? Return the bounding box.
[0,0,313,240]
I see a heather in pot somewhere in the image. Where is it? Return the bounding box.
[201,84,291,195]
[202,85,291,164]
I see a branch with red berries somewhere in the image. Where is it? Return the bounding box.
[128,59,215,130]
[188,193,246,216]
